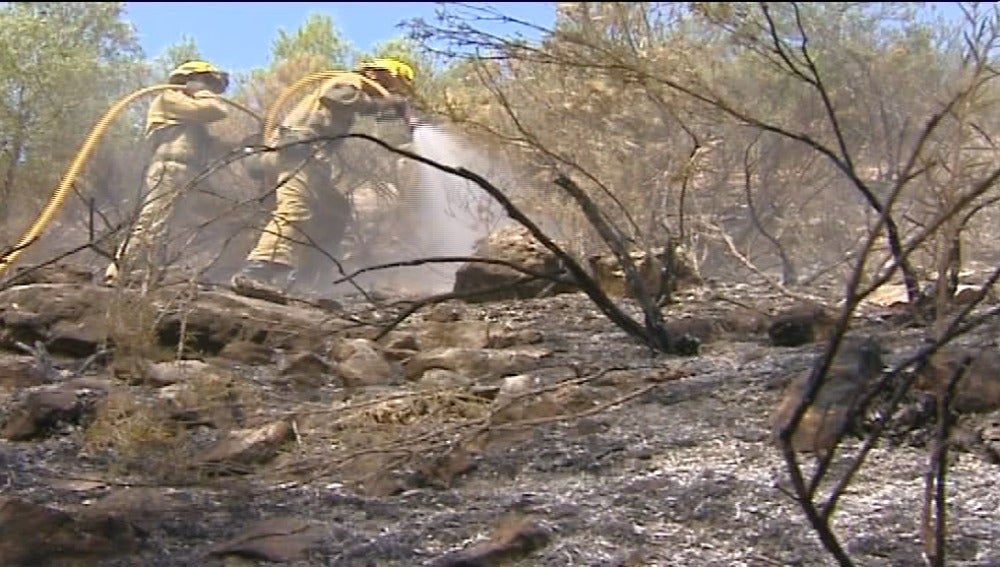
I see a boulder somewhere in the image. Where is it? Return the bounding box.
[0,283,353,358]
[0,496,141,566]
[770,335,885,457]
[587,245,701,300]
[915,346,1000,414]
[452,225,577,303]
[404,347,552,382]
[2,378,109,440]
[768,303,836,347]
[332,338,397,387]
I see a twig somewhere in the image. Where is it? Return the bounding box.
[330,255,577,288]
[553,174,672,352]
[292,131,687,354]
[371,273,546,341]
[705,222,833,309]
[921,352,971,567]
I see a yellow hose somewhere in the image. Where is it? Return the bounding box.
[0,85,263,278]
[216,96,263,125]
[0,84,187,277]
[263,70,390,144]
[0,72,375,277]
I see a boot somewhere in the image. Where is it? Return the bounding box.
[230,260,295,304]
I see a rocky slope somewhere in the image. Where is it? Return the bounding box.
[0,265,998,567]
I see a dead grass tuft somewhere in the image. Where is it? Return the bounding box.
[334,389,490,428]
[83,387,184,477]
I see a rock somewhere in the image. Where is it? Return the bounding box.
[664,317,723,344]
[587,244,702,300]
[404,347,552,382]
[4,262,97,286]
[419,320,492,349]
[770,335,885,457]
[2,379,108,440]
[0,355,48,389]
[915,346,1000,414]
[378,331,419,351]
[0,496,141,566]
[144,359,212,387]
[206,517,325,563]
[0,284,354,359]
[196,420,294,474]
[333,338,396,387]
[426,302,466,322]
[154,289,352,355]
[486,328,545,349]
[218,340,274,364]
[419,368,474,390]
[430,515,552,567]
[80,487,186,533]
[768,303,836,347]
[0,284,113,357]
[279,352,334,377]
[452,225,578,303]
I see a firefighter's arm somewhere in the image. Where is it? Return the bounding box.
[319,84,406,116]
[160,89,229,124]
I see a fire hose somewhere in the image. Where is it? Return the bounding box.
[262,70,391,144]
[0,85,263,278]
[0,71,393,278]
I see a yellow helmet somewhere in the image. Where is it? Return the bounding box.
[168,60,230,90]
[355,57,415,84]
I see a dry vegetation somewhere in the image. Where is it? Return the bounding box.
[1,2,999,566]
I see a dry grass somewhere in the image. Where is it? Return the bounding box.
[104,286,163,380]
[83,388,184,477]
[333,388,491,428]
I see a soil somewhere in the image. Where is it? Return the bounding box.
[1,274,999,567]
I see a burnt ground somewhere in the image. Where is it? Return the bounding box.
[1,276,1000,567]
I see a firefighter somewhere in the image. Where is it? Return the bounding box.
[105,60,232,285]
[230,57,415,300]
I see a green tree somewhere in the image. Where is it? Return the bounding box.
[271,12,351,68]
[151,34,202,81]
[233,13,353,125]
[0,2,144,231]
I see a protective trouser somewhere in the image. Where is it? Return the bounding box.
[246,144,352,291]
[105,158,194,284]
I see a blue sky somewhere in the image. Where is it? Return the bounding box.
[123,2,969,75]
[122,2,557,74]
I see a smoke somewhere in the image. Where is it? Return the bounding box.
[321,123,555,299]
[12,116,537,301]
